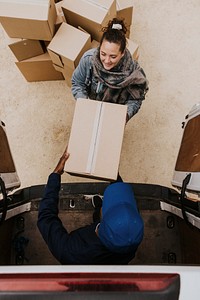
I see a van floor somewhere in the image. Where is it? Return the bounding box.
[1,184,200,266]
[1,207,200,266]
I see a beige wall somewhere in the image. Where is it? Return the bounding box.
[0,0,200,190]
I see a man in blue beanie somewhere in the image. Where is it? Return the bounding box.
[37,148,144,265]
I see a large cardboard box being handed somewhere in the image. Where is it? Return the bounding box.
[64,99,127,181]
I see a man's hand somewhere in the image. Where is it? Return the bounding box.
[53,147,70,175]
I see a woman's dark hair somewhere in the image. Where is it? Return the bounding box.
[100,18,127,53]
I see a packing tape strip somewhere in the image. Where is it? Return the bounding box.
[90,103,105,174]
[86,102,103,174]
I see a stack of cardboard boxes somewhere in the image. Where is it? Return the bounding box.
[0,0,139,180]
[0,0,65,81]
[47,22,92,85]
[0,0,138,84]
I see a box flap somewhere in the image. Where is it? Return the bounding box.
[116,0,133,26]
[127,38,139,60]
[48,49,63,67]
[16,52,51,62]
[15,52,64,82]
[8,39,44,61]
[116,0,133,10]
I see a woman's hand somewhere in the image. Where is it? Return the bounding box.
[126,113,130,123]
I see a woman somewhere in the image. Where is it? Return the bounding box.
[71,18,149,122]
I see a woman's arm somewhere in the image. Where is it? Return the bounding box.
[71,49,94,100]
[126,98,143,121]
[125,62,149,121]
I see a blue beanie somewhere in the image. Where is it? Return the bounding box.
[98,182,144,253]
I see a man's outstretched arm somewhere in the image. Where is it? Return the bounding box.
[37,147,70,262]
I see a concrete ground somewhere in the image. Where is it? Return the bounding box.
[1,0,200,191]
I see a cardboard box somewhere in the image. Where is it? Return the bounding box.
[53,64,72,86]
[55,0,65,14]
[15,52,64,82]
[61,0,116,42]
[116,0,133,38]
[91,39,100,48]
[64,99,127,180]
[47,22,91,70]
[0,0,57,41]
[7,38,45,61]
[127,38,139,60]
[116,0,133,26]
[61,69,72,87]
[55,0,67,31]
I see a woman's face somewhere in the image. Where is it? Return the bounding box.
[100,40,124,70]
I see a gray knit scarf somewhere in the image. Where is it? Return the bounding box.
[92,47,149,104]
